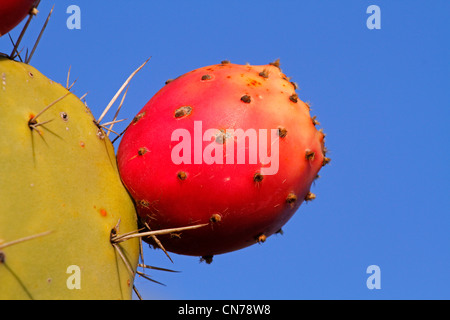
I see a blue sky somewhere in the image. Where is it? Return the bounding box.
[2,0,449,299]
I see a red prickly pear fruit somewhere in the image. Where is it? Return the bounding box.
[0,0,38,37]
[117,61,328,257]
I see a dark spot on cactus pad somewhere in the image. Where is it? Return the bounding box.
[28,113,37,127]
[79,141,85,148]
[110,227,118,239]
[0,251,5,264]
[138,147,149,156]
[305,149,315,161]
[60,112,69,122]
[291,81,299,90]
[28,72,34,78]
[255,233,267,243]
[201,74,212,81]
[289,93,299,103]
[177,171,187,180]
[99,208,107,217]
[241,95,251,103]
[201,255,214,264]
[286,193,297,207]
[305,192,316,202]
[253,172,264,183]
[174,106,193,119]
[220,60,230,65]
[276,228,284,235]
[209,213,222,223]
[277,126,288,138]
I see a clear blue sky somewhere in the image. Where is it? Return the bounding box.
[2,0,448,299]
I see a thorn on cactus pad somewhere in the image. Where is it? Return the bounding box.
[240,95,251,103]
[322,157,331,166]
[220,60,230,65]
[0,231,53,251]
[28,92,71,130]
[200,255,214,264]
[165,79,174,85]
[111,224,209,243]
[291,81,299,90]
[174,106,193,119]
[276,228,284,235]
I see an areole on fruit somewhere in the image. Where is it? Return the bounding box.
[117,59,330,260]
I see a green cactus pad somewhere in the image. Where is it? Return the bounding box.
[0,57,139,300]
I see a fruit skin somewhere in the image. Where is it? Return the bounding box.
[0,0,37,37]
[117,61,328,258]
[0,57,139,299]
